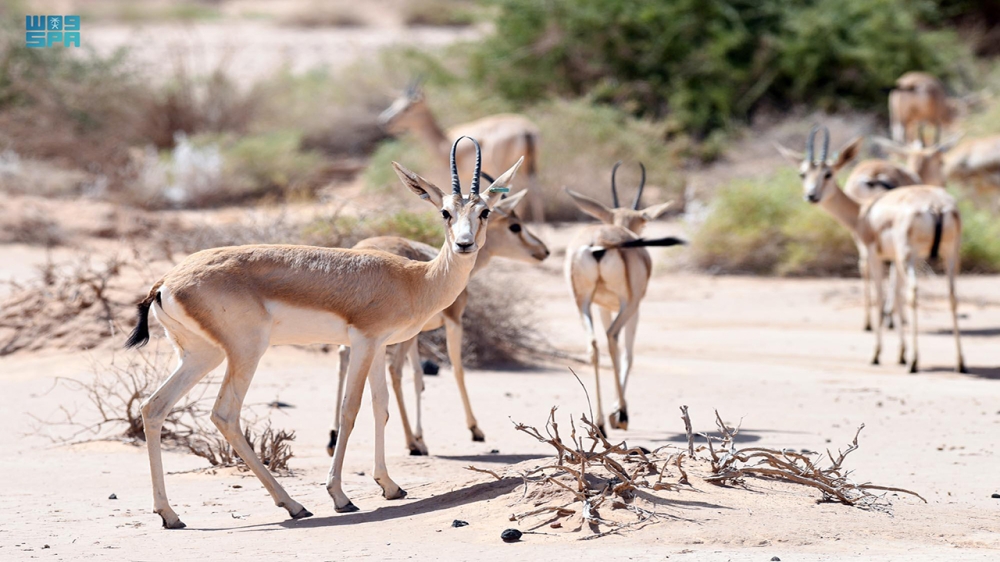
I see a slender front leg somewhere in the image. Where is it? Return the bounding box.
[870,253,885,365]
[368,346,406,500]
[444,317,483,441]
[326,334,379,512]
[407,338,426,450]
[141,342,224,529]
[327,345,350,456]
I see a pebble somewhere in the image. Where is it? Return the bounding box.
[108,494,117,500]
[771,557,781,561]
[501,528,522,543]
[991,493,1000,499]
[452,520,468,528]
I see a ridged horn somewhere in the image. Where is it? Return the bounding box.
[632,162,646,210]
[610,161,622,208]
[820,126,830,163]
[806,124,819,164]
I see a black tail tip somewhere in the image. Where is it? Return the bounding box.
[123,301,152,349]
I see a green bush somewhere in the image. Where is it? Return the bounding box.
[471,0,969,136]
[691,169,857,276]
[957,198,1000,274]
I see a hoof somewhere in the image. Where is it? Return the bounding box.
[160,515,186,530]
[609,409,629,431]
[383,488,408,501]
[335,502,359,514]
[958,363,968,374]
[326,430,337,457]
[908,361,918,374]
[291,507,314,520]
[871,356,880,366]
[898,355,906,365]
[864,325,872,332]
[409,447,427,456]
[596,424,607,438]
[470,426,485,442]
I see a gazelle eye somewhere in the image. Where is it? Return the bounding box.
[824,170,833,179]
[508,223,522,233]
[480,209,490,220]
[441,210,451,220]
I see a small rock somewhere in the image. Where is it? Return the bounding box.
[422,360,440,376]
[991,493,1000,499]
[550,522,562,529]
[451,520,468,528]
[489,449,500,454]
[42,545,50,549]
[108,494,117,500]
[771,557,781,561]
[231,485,242,489]
[501,528,522,543]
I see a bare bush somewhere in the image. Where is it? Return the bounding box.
[470,400,924,538]
[187,423,296,473]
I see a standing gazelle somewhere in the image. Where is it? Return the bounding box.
[378,82,545,222]
[125,137,525,527]
[889,71,953,144]
[782,126,966,373]
[565,163,684,435]
[328,189,549,456]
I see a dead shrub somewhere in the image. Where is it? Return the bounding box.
[187,423,296,473]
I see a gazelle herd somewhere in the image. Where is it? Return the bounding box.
[125,72,992,527]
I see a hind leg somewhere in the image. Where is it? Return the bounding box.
[606,300,640,431]
[211,333,311,520]
[870,252,886,365]
[902,256,919,373]
[944,241,967,373]
[444,317,483,442]
[407,339,427,452]
[388,340,426,455]
[141,335,224,529]
[368,347,405,500]
[327,345,350,456]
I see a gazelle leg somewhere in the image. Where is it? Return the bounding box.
[621,311,640,394]
[444,317,483,442]
[327,333,380,512]
[945,243,967,373]
[141,338,224,529]
[606,300,640,431]
[870,254,885,365]
[368,345,406,500]
[407,339,427,451]
[859,252,872,332]
[895,264,907,364]
[388,340,425,455]
[575,294,605,436]
[885,261,898,330]
[211,336,311,520]
[903,256,919,373]
[327,345,350,457]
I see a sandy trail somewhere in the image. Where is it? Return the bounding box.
[2,227,998,560]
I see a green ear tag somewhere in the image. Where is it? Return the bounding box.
[488,187,510,193]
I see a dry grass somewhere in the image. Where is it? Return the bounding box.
[402,0,478,27]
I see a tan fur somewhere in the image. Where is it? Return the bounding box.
[379,87,545,221]
[330,192,549,454]
[133,157,524,528]
[563,184,675,434]
[889,72,953,144]
[842,159,922,202]
[943,134,1000,188]
[781,132,965,373]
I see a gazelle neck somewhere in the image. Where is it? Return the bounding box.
[424,241,478,305]
[819,182,861,233]
[407,104,450,159]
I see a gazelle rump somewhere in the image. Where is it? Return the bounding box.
[125,136,524,528]
[782,125,966,373]
[564,162,684,436]
[378,80,545,222]
[328,189,549,456]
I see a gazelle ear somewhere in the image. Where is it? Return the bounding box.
[831,136,863,171]
[872,136,908,156]
[641,200,675,221]
[937,132,964,153]
[564,188,614,224]
[482,157,523,208]
[392,162,444,208]
[493,189,528,215]
[774,142,805,164]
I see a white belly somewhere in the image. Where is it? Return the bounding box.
[266,301,431,346]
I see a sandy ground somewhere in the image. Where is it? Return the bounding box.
[1,225,998,561]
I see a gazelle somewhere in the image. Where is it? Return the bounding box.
[943,134,1000,192]
[565,162,684,435]
[328,189,549,456]
[873,133,964,188]
[378,82,545,222]
[889,71,953,144]
[777,135,920,331]
[782,126,966,373]
[125,137,524,527]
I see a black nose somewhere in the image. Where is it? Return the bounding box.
[806,194,819,203]
[457,242,474,251]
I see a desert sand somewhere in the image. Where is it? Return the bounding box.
[2,224,999,561]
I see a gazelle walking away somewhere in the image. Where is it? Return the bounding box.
[378,81,545,222]
[328,189,549,456]
[565,162,684,435]
[125,137,524,527]
[781,125,966,373]
[889,71,953,144]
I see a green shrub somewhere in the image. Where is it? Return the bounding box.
[957,198,1000,274]
[691,169,856,276]
[471,0,969,136]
